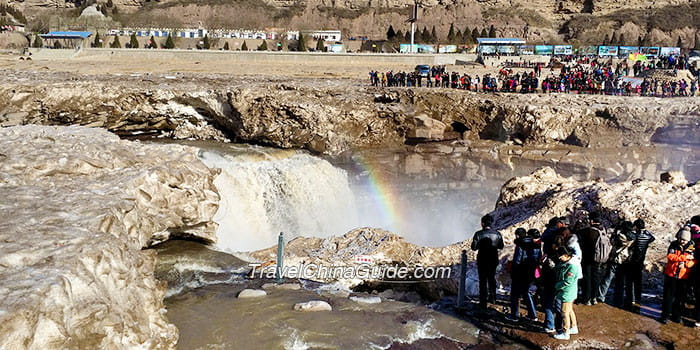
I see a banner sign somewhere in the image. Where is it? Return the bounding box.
[598,46,618,56]
[535,45,553,55]
[640,47,660,56]
[660,47,681,56]
[553,45,573,55]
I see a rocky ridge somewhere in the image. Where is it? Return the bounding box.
[1,72,698,155]
[0,125,219,349]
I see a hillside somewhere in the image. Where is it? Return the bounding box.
[6,0,700,46]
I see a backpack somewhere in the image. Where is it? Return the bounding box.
[593,227,612,263]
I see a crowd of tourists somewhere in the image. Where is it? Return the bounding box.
[368,60,700,97]
[471,213,700,341]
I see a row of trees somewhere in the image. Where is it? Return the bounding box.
[602,31,700,49]
[81,32,327,51]
[386,24,497,45]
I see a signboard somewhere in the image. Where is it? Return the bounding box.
[640,46,660,57]
[329,44,344,53]
[535,45,554,55]
[579,46,598,56]
[438,45,457,53]
[618,46,639,56]
[660,47,681,57]
[598,46,618,56]
[519,45,534,55]
[479,45,496,54]
[400,44,436,53]
[553,45,573,55]
[496,45,516,54]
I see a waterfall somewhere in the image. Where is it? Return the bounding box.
[198,146,358,252]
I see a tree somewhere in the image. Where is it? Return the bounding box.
[637,35,643,47]
[455,29,462,44]
[602,34,609,45]
[315,38,324,51]
[472,28,480,41]
[695,32,700,50]
[618,34,625,46]
[110,36,121,48]
[148,35,157,49]
[395,30,403,42]
[447,23,455,43]
[241,40,248,51]
[258,40,268,51]
[610,32,618,46]
[386,25,396,41]
[488,25,496,38]
[165,34,175,49]
[202,34,210,49]
[223,41,230,50]
[431,25,437,43]
[582,0,594,13]
[404,30,411,42]
[32,35,43,48]
[129,33,138,49]
[421,27,429,43]
[53,41,62,49]
[642,33,651,46]
[677,36,683,48]
[297,32,306,51]
[480,28,488,38]
[93,32,102,48]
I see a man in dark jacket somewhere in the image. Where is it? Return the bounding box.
[508,228,541,321]
[471,214,504,309]
[627,219,655,306]
[577,211,606,305]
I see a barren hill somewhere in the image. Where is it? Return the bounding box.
[7,0,700,47]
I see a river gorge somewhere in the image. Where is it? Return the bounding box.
[1,70,700,349]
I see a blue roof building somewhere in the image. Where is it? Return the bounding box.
[38,31,93,49]
[40,31,93,39]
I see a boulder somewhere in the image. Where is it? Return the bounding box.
[407,114,446,140]
[261,283,301,290]
[293,300,332,312]
[660,171,687,188]
[349,296,381,304]
[238,289,267,298]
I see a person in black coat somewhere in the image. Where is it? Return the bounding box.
[471,214,504,309]
[508,228,542,321]
[627,219,655,306]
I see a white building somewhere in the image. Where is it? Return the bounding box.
[301,30,342,42]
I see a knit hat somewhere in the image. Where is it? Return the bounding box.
[677,227,691,241]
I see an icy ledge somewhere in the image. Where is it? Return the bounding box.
[0,126,219,349]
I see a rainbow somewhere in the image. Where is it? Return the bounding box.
[353,154,405,235]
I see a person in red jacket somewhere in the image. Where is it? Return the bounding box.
[659,228,695,324]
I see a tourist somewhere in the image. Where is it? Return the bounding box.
[659,227,695,324]
[553,246,580,340]
[471,214,505,309]
[599,220,633,304]
[611,221,637,308]
[627,219,655,308]
[690,216,700,327]
[507,228,541,322]
[541,217,567,332]
[577,212,610,305]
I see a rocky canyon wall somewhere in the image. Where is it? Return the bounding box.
[0,125,219,349]
[0,73,698,155]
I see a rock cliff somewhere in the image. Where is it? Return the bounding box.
[0,125,219,349]
[491,167,699,269]
[1,72,698,155]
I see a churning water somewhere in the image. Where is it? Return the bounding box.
[198,145,358,252]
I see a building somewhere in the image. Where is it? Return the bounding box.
[39,31,92,49]
[300,30,342,42]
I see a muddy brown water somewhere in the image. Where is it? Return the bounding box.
[155,140,700,349]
